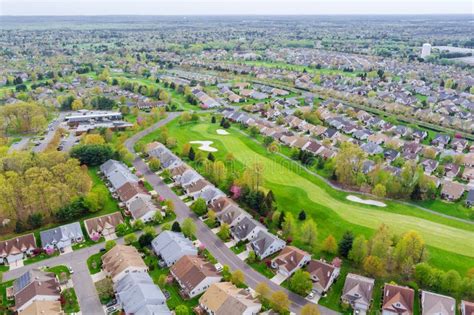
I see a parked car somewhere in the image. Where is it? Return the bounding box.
[106,306,118,314]
[106,299,117,307]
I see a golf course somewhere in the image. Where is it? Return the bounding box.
[145,116,474,274]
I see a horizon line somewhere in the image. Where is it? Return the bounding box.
[2,13,473,17]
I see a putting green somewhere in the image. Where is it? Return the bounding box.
[185,123,474,258]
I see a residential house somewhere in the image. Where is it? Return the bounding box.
[84,212,124,241]
[250,230,286,260]
[431,134,451,149]
[216,205,248,227]
[40,222,84,253]
[170,255,222,298]
[151,231,197,267]
[451,138,468,152]
[361,142,383,156]
[306,259,340,295]
[199,282,262,315]
[462,167,474,182]
[230,217,265,242]
[185,179,213,197]
[420,291,455,315]
[195,186,226,204]
[461,301,474,315]
[209,196,234,213]
[440,181,465,201]
[421,159,439,175]
[116,182,149,203]
[465,189,474,208]
[100,159,139,191]
[102,245,148,283]
[384,149,400,162]
[114,272,171,314]
[382,284,414,315]
[13,269,61,313]
[341,273,375,314]
[444,163,460,179]
[126,194,159,222]
[0,234,36,267]
[270,246,311,277]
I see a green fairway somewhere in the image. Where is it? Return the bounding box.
[162,118,474,273]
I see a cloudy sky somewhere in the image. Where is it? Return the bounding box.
[1,0,472,15]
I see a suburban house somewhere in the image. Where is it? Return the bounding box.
[306,259,340,295]
[440,181,465,201]
[216,205,249,227]
[462,167,474,182]
[102,245,148,283]
[84,212,124,241]
[210,196,234,212]
[361,142,383,155]
[40,222,84,253]
[466,189,474,207]
[151,231,198,267]
[100,159,139,191]
[420,291,455,315]
[341,273,375,314]
[116,181,149,203]
[270,246,311,277]
[250,230,286,260]
[230,217,265,242]
[199,282,262,315]
[19,300,63,314]
[382,284,414,315]
[126,194,160,222]
[13,269,61,313]
[195,186,226,204]
[461,301,474,315]
[114,272,171,315]
[0,234,36,267]
[185,179,213,197]
[170,255,222,298]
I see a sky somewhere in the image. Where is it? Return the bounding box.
[0,0,472,16]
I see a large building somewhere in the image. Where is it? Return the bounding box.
[421,43,432,58]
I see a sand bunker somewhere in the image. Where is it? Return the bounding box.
[346,195,386,207]
[190,141,218,152]
[216,129,229,135]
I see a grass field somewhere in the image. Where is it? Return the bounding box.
[160,117,474,274]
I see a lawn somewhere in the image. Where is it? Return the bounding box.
[159,116,474,273]
[61,288,80,313]
[0,280,14,314]
[46,265,70,280]
[87,252,105,274]
[247,260,275,279]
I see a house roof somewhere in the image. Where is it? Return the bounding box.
[271,246,310,274]
[116,182,149,202]
[170,255,221,293]
[421,291,455,315]
[382,284,414,315]
[251,230,285,258]
[127,195,157,220]
[0,234,36,258]
[199,282,261,315]
[84,212,124,237]
[114,272,170,315]
[306,260,338,292]
[21,300,63,315]
[231,217,260,240]
[151,231,197,266]
[462,300,474,315]
[40,222,83,249]
[341,273,375,308]
[441,181,465,199]
[14,269,60,311]
[102,245,147,280]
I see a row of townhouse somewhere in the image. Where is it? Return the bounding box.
[100,159,164,222]
[342,275,474,315]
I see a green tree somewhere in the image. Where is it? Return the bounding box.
[105,240,116,251]
[289,270,313,295]
[349,235,368,265]
[132,219,145,230]
[339,231,354,258]
[441,270,461,294]
[190,198,207,216]
[175,305,189,315]
[181,218,196,237]
[363,255,385,278]
[301,304,320,315]
[322,235,338,254]
[270,291,290,314]
[124,233,137,245]
[148,157,161,172]
[282,212,296,238]
[300,219,318,248]
[171,221,181,232]
[231,270,245,287]
[255,282,271,302]
[217,223,231,241]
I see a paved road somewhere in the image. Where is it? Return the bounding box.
[33,112,66,153]
[124,113,339,315]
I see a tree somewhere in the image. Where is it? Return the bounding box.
[148,157,161,172]
[270,291,290,314]
[363,255,385,278]
[207,152,215,161]
[217,223,231,241]
[231,270,245,286]
[171,221,181,232]
[441,270,461,294]
[138,233,154,247]
[115,223,128,237]
[124,233,137,245]
[247,250,257,263]
[372,183,386,198]
[181,218,196,237]
[82,134,105,145]
[322,235,338,254]
[143,226,157,238]
[105,240,117,251]
[207,210,216,227]
[338,231,354,258]
[70,144,114,166]
[153,211,163,224]
[349,235,368,265]
[394,231,427,271]
[157,274,167,287]
[289,270,313,295]
[71,99,84,110]
[298,210,306,221]
[282,212,296,238]
[27,213,43,229]
[181,143,191,157]
[255,282,271,301]
[188,147,196,161]
[190,198,207,216]
[300,219,318,248]
[301,304,320,315]
[133,219,145,230]
[335,142,366,186]
[175,305,189,315]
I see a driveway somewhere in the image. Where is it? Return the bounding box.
[271,272,288,285]
[124,114,340,315]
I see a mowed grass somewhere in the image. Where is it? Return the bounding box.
[163,117,474,273]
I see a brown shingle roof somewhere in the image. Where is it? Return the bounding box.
[271,246,310,274]
[101,245,147,280]
[306,260,336,291]
[382,284,414,315]
[84,212,124,237]
[14,270,60,311]
[116,182,149,202]
[21,300,63,315]
[171,255,220,293]
[0,234,36,258]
